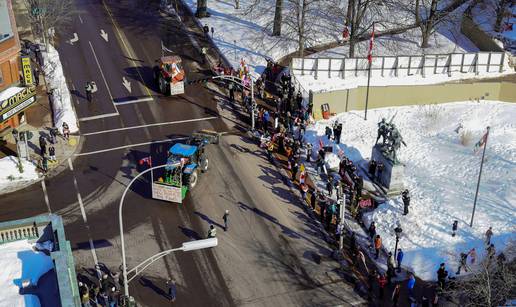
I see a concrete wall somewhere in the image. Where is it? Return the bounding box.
[461,16,504,52]
[311,81,516,119]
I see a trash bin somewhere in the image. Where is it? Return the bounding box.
[321,103,330,119]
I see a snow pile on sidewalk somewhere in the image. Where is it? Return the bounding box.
[304,101,516,280]
[0,239,54,306]
[0,156,39,194]
[42,44,79,134]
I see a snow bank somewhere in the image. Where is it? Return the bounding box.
[0,239,54,307]
[305,101,516,280]
[42,44,78,134]
[0,156,39,194]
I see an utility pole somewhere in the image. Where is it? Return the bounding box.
[470,126,490,227]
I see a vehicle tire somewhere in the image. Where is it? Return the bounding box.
[188,169,198,189]
[200,157,209,173]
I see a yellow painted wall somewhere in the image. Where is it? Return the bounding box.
[311,81,516,119]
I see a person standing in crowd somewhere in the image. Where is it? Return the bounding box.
[368,159,377,180]
[437,263,448,290]
[377,272,387,299]
[49,127,58,144]
[485,226,493,246]
[456,252,469,275]
[85,81,93,102]
[376,162,384,182]
[468,247,477,265]
[407,273,416,299]
[166,279,177,302]
[374,235,382,259]
[228,81,235,102]
[79,282,91,307]
[39,135,47,156]
[48,146,56,162]
[310,189,317,211]
[223,210,229,231]
[62,122,70,141]
[367,269,376,301]
[387,252,396,283]
[325,126,333,141]
[452,220,458,237]
[368,222,376,246]
[396,248,404,273]
[391,283,401,307]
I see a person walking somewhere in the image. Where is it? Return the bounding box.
[437,263,448,290]
[207,224,217,238]
[396,248,404,273]
[85,81,93,102]
[485,226,493,246]
[166,279,177,302]
[391,283,401,307]
[407,273,416,299]
[456,252,468,275]
[377,272,387,299]
[402,189,410,215]
[374,235,382,259]
[222,210,229,231]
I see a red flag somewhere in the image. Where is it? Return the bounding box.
[139,156,152,166]
[319,138,324,149]
[367,24,375,64]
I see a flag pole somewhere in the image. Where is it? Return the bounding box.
[470,126,490,227]
[364,22,374,121]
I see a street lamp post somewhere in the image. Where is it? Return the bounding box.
[119,164,218,303]
[394,225,403,260]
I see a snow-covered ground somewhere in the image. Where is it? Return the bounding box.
[42,44,78,134]
[0,156,40,194]
[304,101,516,280]
[0,239,54,306]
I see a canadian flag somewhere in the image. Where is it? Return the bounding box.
[319,138,324,149]
[367,23,375,64]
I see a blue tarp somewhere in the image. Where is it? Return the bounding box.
[169,143,197,157]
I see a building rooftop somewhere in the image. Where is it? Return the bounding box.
[0,0,14,44]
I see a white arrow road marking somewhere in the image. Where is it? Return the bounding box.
[122,77,132,93]
[69,33,79,45]
[100,29,108,42]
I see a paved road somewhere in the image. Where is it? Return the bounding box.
[2,0,364,306]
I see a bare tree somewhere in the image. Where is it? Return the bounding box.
[494,0,510,32]
[23,0,74,48]
[444,244,516,307]
[196,0,209,17]
[412,0,470,48]
[272,0,283,36]
[282,0,322,57]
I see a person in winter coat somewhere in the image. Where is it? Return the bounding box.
[407,273,416,299]
[402,189,410,215]
[377,272,387,299]
[396,248,404,272]
[367,269,376,300]
[49,146,56,161]
[387,252,396,282]
[310,190,317,211]
[207,224,217,238]
[391,283,401,307]
[166,279,177,302]
[437,263,448,290]
[468,248,477,265]
[228,82,235,102]
[263,110,270,132]
[222,210,229,231]
[325,126,332,140]
[485,227,493,246]
[374,235,382,259]
[487,244,496,261]
[39,135,47,156]
[368,222,376,242]
[368,159,377,180]
[456,252,468,274]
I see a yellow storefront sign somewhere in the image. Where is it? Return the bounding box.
[21,56,33,86]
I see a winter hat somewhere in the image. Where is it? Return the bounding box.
[225,210,229,214]
[78,282,83,287]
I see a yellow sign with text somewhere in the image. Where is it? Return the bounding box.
[21,56,33,86]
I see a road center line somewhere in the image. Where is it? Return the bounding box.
[88,40,118,112]
[75,138,188,156]
[40,180,52,213]
[82,116,218,136]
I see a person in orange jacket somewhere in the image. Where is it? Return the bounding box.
[374,235,382,259]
